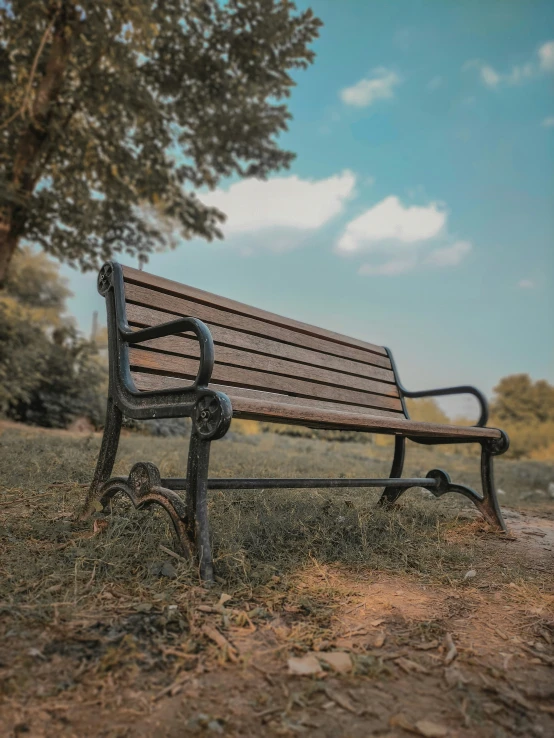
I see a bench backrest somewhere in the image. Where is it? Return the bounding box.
[121,265,406,420]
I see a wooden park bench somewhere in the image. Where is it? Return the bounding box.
[83,261,509,581]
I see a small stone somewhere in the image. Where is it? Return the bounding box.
[463,569,477,581]
[160,561,178,579]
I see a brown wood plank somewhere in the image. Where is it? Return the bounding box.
[124,282,392,370]
[128,348,404,412]
[129,371,499,439]
[228,397,501,440]
[126,303,396,383]
[127,334,399,398]
[131,372,404,419]
[123,265,388,357]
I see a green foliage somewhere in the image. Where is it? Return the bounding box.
[0,247,106,426]
[405,397,450,424]
[491,374,554,425]
[491,374,554,459]
[0,0,322,281]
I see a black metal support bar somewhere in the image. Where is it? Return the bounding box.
[160,476,440,491]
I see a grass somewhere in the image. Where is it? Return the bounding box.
[2,422,553,608]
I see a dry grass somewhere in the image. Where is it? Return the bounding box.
[1,423,553,606]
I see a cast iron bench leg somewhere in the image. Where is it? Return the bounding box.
[378,435,507,532]
[186,430,214,584]
[80,396,122,520]
[378,436,406,506]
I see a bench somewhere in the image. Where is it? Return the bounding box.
[82,261,509,582]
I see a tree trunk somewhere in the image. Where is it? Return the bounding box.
[0,210,23,287]
[0,3,72,287]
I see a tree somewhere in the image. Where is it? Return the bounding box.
[0,246,106,426]
[0,0,322,285]
[491,374,554,425]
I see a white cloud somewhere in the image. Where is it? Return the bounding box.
[336,196,446,254]
[340,68,400,108]
[464,40,554,89]
[425,240,472,267]
[359,256,417,276]
[427,75,443,91]
[542,116,554,127]
[480,64,501,88]
[464,60,501,88]
[518,279,535,289]
[539,40,554,71]
[203,171,356,236]
[506,62,534,84]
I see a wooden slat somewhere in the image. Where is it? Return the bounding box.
[128,348,404,412]
[126,303,396,383]
[124,282,392,370]
[131,372,404,419]
[128,334,398,398]
[229,398,501,439]
[129,372,499,439]
[123,265,388,357]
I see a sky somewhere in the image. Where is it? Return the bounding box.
[63,0,554,418]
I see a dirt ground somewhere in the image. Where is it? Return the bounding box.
[1,422,553,737]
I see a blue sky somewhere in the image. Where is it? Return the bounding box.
[64,0,554,418]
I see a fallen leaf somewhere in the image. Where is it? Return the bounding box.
[414,640,439,651]
[314,651,352,673]
[324,687,358,714]
[334,638,356,651]
[287,654,323,676]
[202,625,238,661]
[443,633,458,665]
[414,718,449,737]
[370,618,386,627]
[93,519,108,534]
[27,648,45,660]
[217,593,232,608]
[395,657,429,675]
[133,602,153,613]
[389,713,415,731]
[373,631,386,648]
[444,664,466,688]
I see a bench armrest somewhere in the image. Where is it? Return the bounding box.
[384,347,489,427]
[119,318,215,388]
[402,385,489,427]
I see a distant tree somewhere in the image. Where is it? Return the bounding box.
[0,0,322,284]
[0,246,106,426]
[491,374,554,425]
[405,398,450,425]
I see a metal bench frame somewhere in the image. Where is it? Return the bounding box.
[82,262,509,582]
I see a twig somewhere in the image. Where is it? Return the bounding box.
[159,544,187,561]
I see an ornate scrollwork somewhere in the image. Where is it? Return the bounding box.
[488,430,510,456]
[97,462,193,559]
[97,262,114,295]
[193,394,231,440]
[129,461,162,495]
